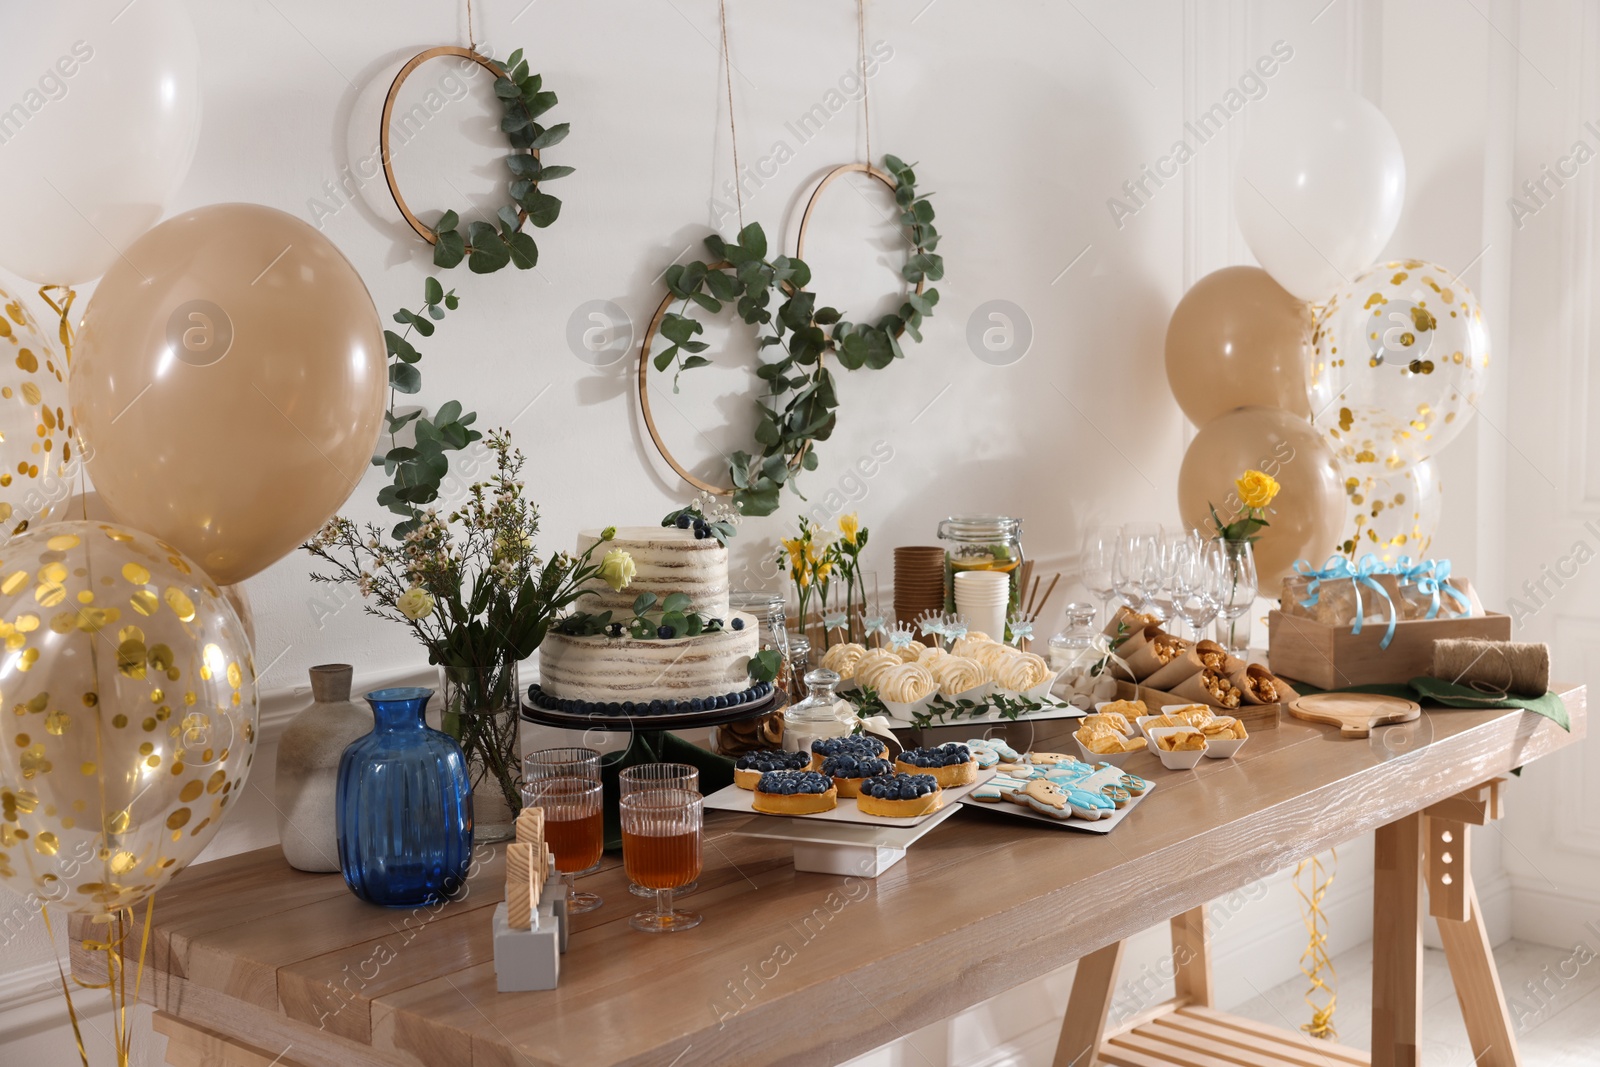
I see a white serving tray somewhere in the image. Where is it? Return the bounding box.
[703,768,995,828]
[958,770,1156,834]
[880,694,1089,730]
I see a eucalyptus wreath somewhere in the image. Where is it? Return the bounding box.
[648,155,943,516]
[419,47,572,274]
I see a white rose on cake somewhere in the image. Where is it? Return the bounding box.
[596,548,636,592]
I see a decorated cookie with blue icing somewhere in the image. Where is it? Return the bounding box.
[1064,786,1115,820]
[965,737,1021,769]
[1018,779,1073,819]
[1119,772,1150,796]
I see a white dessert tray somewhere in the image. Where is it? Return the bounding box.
[957,767,1156,835]
[703,769,995,828]
[727,802,965,878]
[880,694,1089,730]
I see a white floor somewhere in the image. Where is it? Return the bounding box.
[1229,939,1600,1067]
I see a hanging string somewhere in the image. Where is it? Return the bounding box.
[718,0,744,230]
[466,0,477,51]
[1295,850,1339,1040]
[35,286,87,522]
[857,0,872,167]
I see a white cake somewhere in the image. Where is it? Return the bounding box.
[573,526,729,619]
[537,527,760,706]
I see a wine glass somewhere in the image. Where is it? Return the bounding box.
[1079,525,1119,628]
[1171,536,1216,640]
[1112,526,1150,617]
[621,788,704,934]
[522,776,605,914]
[1211,540,1258,655]
[620,764,699,897]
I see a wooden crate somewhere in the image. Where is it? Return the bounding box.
[1267,609,1512,690]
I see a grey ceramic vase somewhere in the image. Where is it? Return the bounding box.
[275,664,372,872]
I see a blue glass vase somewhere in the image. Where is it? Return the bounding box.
[336,687,474,907]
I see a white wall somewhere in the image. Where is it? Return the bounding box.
[2,0,1589,1063]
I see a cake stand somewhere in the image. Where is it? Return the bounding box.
[523,688,789,849]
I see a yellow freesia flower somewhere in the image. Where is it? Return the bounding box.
[838,513,860,545]
[1235,469,1280,510]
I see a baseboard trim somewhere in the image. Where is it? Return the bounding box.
[1509,878,1600,949]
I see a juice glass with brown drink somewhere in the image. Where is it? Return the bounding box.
[522,776,604,914]
[620,788,703,933]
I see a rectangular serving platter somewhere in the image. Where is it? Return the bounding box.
[703,768,996,828]
[957,772,1156,834]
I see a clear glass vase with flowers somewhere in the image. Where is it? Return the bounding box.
[1205,468,1277,655]
[304,431,631,842]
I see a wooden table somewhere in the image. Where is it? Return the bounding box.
[71,687,1586,1067]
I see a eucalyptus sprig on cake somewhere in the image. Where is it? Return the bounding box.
[646,155,942,516]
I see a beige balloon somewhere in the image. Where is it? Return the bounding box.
[1177,406,1345,587]
[1165,266,1313,426]
[70,203,385,586]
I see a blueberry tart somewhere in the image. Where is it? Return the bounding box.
[856,772,943,818]
[751,770,838,815]
[820,754,894,798]
[894,743,978,787]
[733,749,812,790]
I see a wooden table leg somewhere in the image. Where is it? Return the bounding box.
[1424,801,1522,1067]
[1372,812,1424,1067]
[1169,905,1214,1008]
[1054,939,1126,1067]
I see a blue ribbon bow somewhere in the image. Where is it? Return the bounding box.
[1391,556,1471,619]
[887,629,916,651]
[862,615,888,638]
[823,611,848,632]
[1295,553,1399,649]
[1008,619,1034,646]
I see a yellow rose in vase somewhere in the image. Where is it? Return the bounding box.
[1235,469,1280,510]
[596,548,636,592]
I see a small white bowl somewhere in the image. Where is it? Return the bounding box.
[1202,734,1248,759]
[1147,727,1208,770]
[940,680,995,704]
[1093,701,1147,737]
[879,693,934,722]
[1074,736,1138,768]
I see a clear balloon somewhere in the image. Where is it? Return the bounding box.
[0,0,202,284]
[1164,266,1312,426]
[70,203,387,586]
[0,285,76,533]
[0,521,257,919]
[1337,458,1442,565]
[1308,260,1489,474]
[1234,92,1405,303]
[1177,406,1346,587]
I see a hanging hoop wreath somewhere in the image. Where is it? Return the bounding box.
[380,46,572,274]
[638,155,943,517]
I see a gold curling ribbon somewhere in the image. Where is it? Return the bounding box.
[41,895,156,1067]
[36,285,75,368]
[1294,849,1338,1040]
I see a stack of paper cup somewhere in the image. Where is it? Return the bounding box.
[953,570,1010,644]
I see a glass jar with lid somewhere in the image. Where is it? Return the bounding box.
[781,668,853,753]
[937,515,1024,629]
[1048,601,1117,709]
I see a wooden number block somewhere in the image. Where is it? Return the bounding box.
[516,807,545,852]
[1426,817,1470,922]
[506,842,535,930]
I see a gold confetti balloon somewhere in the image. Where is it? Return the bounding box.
[1308,260,1490,474]
[0,285,74,535]
[0,521,257,918]
[1337,457,1443,565]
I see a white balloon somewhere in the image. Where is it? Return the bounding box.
[1234,92,1405,303]
[0,0,201,284]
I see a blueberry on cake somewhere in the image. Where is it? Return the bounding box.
[733,749,811,790]
[751,770,838,815]
[894,743,978,787]
[820,754,894,798]
[856,772,943,818]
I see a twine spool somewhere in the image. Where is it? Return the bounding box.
[1431,638,1550,698]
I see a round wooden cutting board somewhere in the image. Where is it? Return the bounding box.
[1288,693,1423,738]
